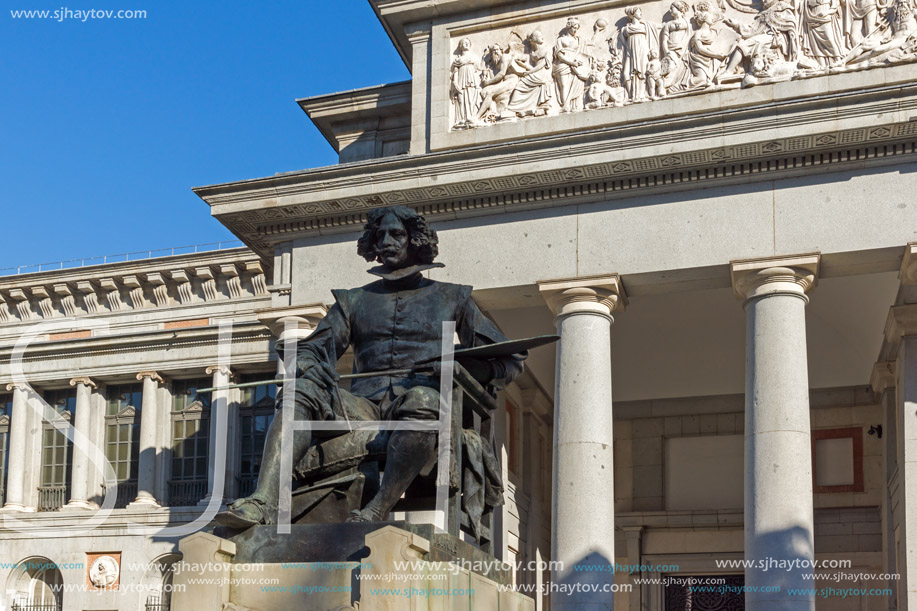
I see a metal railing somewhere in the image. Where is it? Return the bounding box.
[102,481,138,508]
[145,595,170,611]
[11,603,62,611]
[237,476,257,498]
[0,240,245,277]
[168,480,207,507]
[37,485,69,512]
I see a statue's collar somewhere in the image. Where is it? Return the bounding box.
[368,262,444,285]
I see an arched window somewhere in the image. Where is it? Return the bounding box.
[7,557,63,611]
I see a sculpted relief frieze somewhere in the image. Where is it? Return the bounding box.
[448,0,917,129]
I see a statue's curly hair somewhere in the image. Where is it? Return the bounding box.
[356,206,439,264]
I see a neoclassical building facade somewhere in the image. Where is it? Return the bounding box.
[2,0,917,609]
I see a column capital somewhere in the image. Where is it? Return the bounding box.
[5,382,28,392]
[730,253,820,301]
[884,303,917,344]
[205,365,232,377]
[538,274,626,317]
[256,303,328,339]
[136,371,163,384]
[69,376,97,389]
[870,361,896,395]
[900,243,917,285]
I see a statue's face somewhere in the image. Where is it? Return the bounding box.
[375,213,414,268]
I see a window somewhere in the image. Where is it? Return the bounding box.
[169,378,211,506]
[104,383,142,507]
[812,427,864,493]
[237,373,276,497]
[0,394,11,507]
[38,389,75,511]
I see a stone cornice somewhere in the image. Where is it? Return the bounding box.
[196,80,917,259]
[538,274,626,317]
[730,254,820,301]
[0,249,269,326]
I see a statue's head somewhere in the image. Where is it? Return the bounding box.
[357,206,439,268]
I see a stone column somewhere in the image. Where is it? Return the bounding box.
[731,254,819,611]
[201,365,232,506]
[130,371,162,508]
[539,275,625,611]
[63,377,97,510]
[2,383,34,511]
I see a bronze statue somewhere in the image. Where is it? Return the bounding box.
[216,206,525,529]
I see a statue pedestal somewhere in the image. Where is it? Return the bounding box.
[170,522,534,611]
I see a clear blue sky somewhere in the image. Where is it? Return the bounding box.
[0,1,409,270]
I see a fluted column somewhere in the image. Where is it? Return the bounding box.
[539,275,625,611]
[201,365,232,506]
[63,377,97,510]
[130,371,162,508]
[731,254,819,611]
[2,383,34,511]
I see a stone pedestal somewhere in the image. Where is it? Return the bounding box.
[171,523,533,611]
[732,254,819,611]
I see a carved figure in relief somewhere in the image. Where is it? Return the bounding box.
[646,50,668,97]
[762,0,806,63]
[585,70,627,107]
[743,47,798,84]
[622,7,655,100]
[450,38,481,129]
[846,0,917,62]
[475,45,523,122]
[506,30,554,117]
[660,1,693,89]
[803,0,848,65]
[688,2,731,87]
[847,0,885,46]
[583,18,612,69]
[553,17,590,112]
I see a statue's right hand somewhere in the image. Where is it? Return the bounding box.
[296,358,340,389]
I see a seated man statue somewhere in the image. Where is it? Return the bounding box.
[217,205,525,528]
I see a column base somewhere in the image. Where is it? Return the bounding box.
[127,496,161,510]
[61,499,99,511]
[0,504,36,513]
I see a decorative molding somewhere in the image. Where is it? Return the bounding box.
[195,266,218,302]
[121,275,147,309]
[538,274,626,317]
[256,303,328,338]
[730,253,820,301]
[221,263,241,299]
[170,270,193,304]
[99,278,124,312]
[145,272,170,307]
[76,280,101,314]
[54,283,78,317]
[245,261,268,296]
[69,376,98,389]
[206,123,917,259]
[8,289,34,320]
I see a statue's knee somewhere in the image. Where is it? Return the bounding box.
[392,387,441,421]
